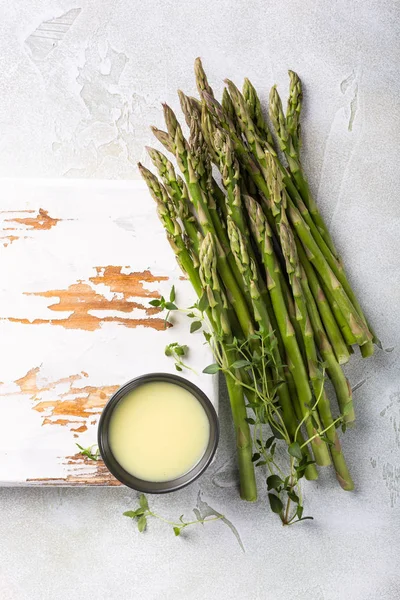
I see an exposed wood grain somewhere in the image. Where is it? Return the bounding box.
[6,268,171,331]
[0,208,61,247]
[89,266,168,298]
[11,366,119,435]
[27,453,121,486]
[6,208,60,230]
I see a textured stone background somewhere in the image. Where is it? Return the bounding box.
[1,1,400,598]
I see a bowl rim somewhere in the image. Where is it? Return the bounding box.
[97,372,219,493]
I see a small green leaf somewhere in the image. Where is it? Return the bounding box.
[174,344,187,357]
[255,460,267,466]
[270,424,284,440]
[268,493,283,514]
[252,453,261,462]
[203,331,212,342]
[173,526,181,536]
[245,417,255,425]
[246,402,259,410]
[266,475,283,490]
[164,302,177,311]
[149,299,161,307]
[175,364,182,372]
[288,442,303,460]
[169,285,176,302]
[297,505,304,519]
[139,494,149,510]
[287,490,300,503]
[137,515,147,532]
[187,312,195,318]
[198,292,209,313]
[190,321,202,333]
[123,509,143,519]
[203,363,220,375]
[231,359,251,369]
[165,346,172,357]
[265,436,275,449]
[75,443,99,461]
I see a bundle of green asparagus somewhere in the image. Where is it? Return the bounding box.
[139,59,377,524]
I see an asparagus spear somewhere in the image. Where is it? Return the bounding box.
[227,216,319,477]
[279,207,354,485]
[242,78,274,147]
[199,233,257,501]
[297,258,355,425]
[270,81,376,356]
[146,146,201,257]
[160,103,256,336]
[263,151,372,347]
[222,88,241,137]
[286,70,302,154]
[138,163,202,295]
[295,240,350,364]
[269,83,336,255]
[227,217,297,435]
[244,195,330,466]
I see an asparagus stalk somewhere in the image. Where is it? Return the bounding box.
[270,81,376,356]
[227,216,319,479]
[227,217,297,436]
[160,103,256,336]
[138,163,202,295]
[279,208,354,485]
[244,195,330,466]
[297,259,355,425]
[269,83,337,255]
[222,88,242,137]
[286,70,302,155]
[146,146,201,257]
[199,233,257,501]
[263,152,372,347]
[242,78,275,147]
[295,240,350,365]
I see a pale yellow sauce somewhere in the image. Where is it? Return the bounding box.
[108,381,210,482]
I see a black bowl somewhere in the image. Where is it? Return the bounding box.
[98,372,219,493]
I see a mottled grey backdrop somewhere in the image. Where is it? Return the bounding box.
[0,1,399,599]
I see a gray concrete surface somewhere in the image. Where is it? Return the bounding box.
[1,1,400,598]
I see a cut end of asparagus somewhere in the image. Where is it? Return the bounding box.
[336,473,355,492]
[304,464,319,481]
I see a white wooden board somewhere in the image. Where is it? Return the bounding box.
[0,179,218,486]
